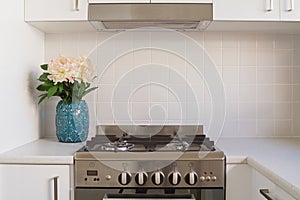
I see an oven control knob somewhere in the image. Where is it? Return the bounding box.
[118,172,131,185]
[168,171,181,185]
[151,171,164,185]
[199,176,206,182]
[185,171,198,185]
[211,176,217,182]
[135,172,148,185]
[205,176,211,182]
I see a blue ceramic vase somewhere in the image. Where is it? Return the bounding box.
[55,100,89,143]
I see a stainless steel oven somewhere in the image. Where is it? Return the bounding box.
[74,125,226,200]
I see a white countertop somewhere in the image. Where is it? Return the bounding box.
[0,138,83,164]
[0,137,300,198]
[216,138,300,199]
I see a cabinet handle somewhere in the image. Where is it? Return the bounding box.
[259,189,273,200]
[287,0,294,11]
[75,0,79,11]
[54,176,59,200]
[266,0,273,11]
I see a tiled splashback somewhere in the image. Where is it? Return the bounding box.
[43,32,300,138]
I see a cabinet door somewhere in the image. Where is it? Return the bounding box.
[280,0,300,21]
[0,165,70,200]
[226,164,252,200]
[252,169,296,200]
[25,0,88,21]
[251,169,275,200]
[89,0,149,3]
[151,0,212,3]
[213,0,280,21]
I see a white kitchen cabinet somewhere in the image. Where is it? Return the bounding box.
[226,164,296,200]
[251,168,276,200]
[25,0,88,21]
[213,0,280,21]
[0,164,70,200]
[226,164,252,200]
[89,0,149,2]
[151,0,212,3]
[252,168,296,200]
[214,0,300,21]
[90,0,211,3]
[280,0,300,21]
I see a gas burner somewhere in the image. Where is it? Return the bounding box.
[99,141,135,151]
[164,141,189,151]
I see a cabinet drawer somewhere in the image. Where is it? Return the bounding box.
[0,164,70,200]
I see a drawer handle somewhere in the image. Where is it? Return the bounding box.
[259,189,273,200]
[266,0,273,11]
[287,0,294,11]
[75,0,79,11]
[54,176,59,200]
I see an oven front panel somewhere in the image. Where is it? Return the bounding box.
[75,188,224,200]
[75,160,225,188]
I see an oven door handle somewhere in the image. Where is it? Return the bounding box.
[259,189,273,200]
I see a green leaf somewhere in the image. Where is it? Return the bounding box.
[58,84,63,93]
[85,83,90,89]
[36,81,54,91]
[38,93,46,97]
[38,73,50,82]
[38,94,47,104]
[81,87,98,98]
[40,64,48,71]
[78,82,85,97]
[36,85,49,91]
[47,86,58,98]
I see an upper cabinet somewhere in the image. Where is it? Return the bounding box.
[89,0,149,2]
[151,0,212,3]
[214,0,300,21]
[25,0,300,33]
[280,0,300,20]
[89,0,212,3]
[213,0,280,21]
[25,0,211,22]
[25,0,88,21]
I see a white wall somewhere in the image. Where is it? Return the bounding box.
[0,1,44,153]
[43,32,300,138]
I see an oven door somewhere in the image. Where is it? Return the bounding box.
[103,193,195,200]
[75,188,224,200]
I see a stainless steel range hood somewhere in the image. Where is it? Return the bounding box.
[88,3,213,31]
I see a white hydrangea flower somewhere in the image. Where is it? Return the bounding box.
[47,56,94,85]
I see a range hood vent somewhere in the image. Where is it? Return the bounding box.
[88,3,213,31]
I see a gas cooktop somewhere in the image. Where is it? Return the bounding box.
[79,134,216,152]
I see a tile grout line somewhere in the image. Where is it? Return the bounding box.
[291,34,294,137]
[273,33,276,137]
[237,32,240,137]
[255,32,258,137]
